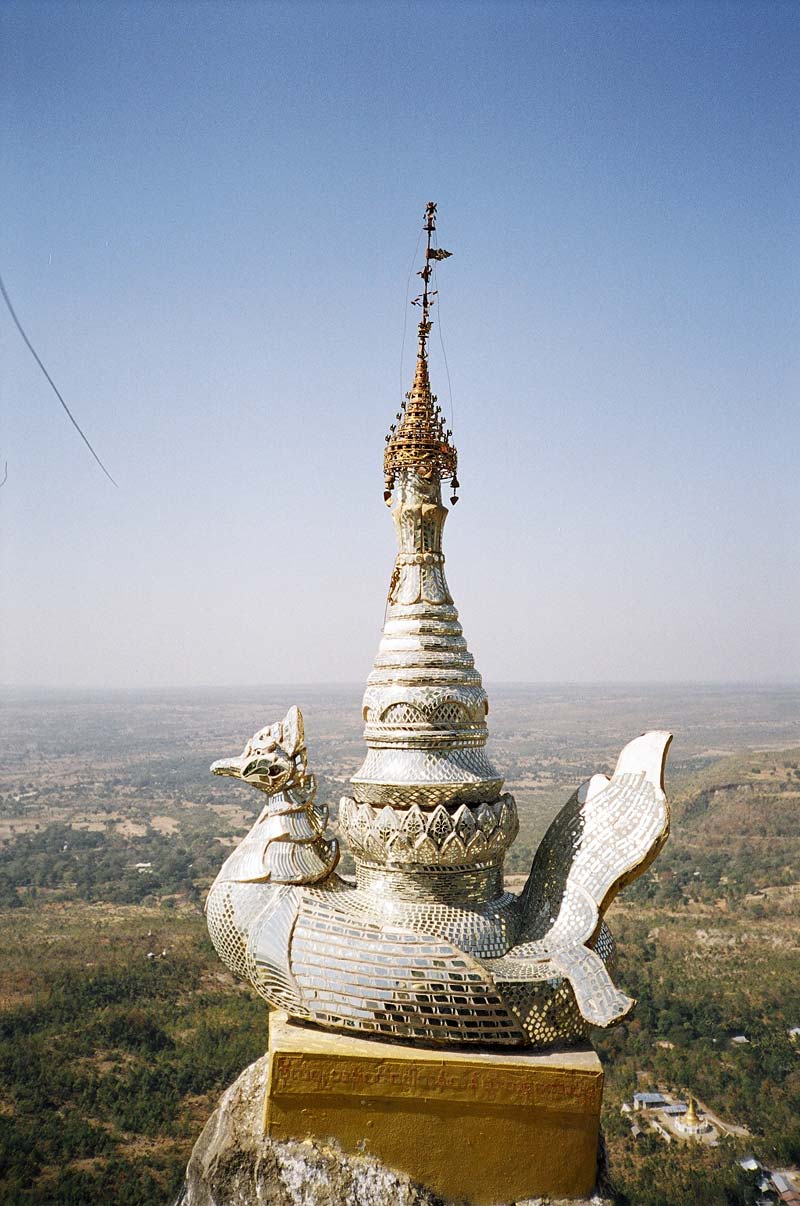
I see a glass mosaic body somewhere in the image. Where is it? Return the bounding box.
[206,204,671,1048]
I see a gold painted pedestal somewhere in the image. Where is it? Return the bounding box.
[264,1012,603,1204]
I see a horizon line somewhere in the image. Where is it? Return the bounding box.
[2,679,799,693]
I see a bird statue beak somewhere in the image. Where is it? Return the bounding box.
[210,756,246,778]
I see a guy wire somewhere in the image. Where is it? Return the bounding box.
[431,244,455,434]
[400,225,423,403]
[0,270,118,486]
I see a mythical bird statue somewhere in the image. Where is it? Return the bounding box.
[208,708,669,1047]
[206,203,671,1048]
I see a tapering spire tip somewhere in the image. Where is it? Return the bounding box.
[384,203,458,503]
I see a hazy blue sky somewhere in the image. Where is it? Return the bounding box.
[1,0,797,688]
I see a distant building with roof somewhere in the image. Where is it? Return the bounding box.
[772,1172,800,1205]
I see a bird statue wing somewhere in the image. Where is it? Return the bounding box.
[285,883,528,1046]
[499,730,672,1027]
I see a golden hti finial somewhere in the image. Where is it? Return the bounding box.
[383,202,460,506]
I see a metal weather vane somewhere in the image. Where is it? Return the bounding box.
[205,203,672,1049]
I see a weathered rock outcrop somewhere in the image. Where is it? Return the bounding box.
[176,1055,610,1206]
[176,1054,445,1206]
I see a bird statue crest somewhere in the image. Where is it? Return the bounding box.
[206,203,671,1048]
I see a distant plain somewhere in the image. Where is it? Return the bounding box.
[1,684,798,1204]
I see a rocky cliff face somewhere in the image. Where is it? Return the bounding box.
[176,1055,610,1206]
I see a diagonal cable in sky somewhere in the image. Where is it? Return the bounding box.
[0,270,118,486]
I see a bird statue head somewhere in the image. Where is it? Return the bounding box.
[211,705,306,794]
